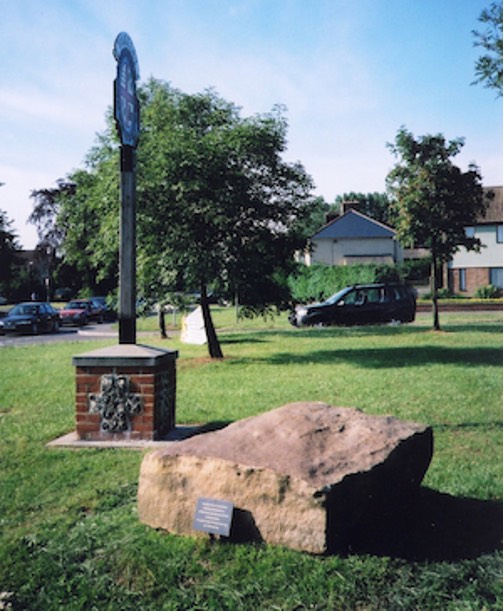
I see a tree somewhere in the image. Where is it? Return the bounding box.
[28,179,74,253]
[386,127,487,330]
[135,80,314,357]
[300,196,331,236]
[472,1,503,96]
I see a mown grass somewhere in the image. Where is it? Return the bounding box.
[0,310,502,610]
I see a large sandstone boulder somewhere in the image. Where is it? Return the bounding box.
[138,402,433,553]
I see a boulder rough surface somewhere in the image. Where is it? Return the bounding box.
[138,402,433,553]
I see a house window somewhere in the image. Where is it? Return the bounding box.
[465,226,475,239]
[459,269,467,292]
[489,268,503,289]
[497,225,503,244]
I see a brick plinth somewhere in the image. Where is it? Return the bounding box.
[72,344,178,441]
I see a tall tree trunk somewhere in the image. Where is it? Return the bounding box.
[200,282,223,359]
[158,306,167,339]
[431,253,441,331]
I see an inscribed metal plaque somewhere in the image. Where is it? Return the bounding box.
[193,498,234,537]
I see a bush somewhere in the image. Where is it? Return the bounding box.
[474,284,502,299]
[288,263,401,303]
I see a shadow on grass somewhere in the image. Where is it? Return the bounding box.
[433,421,502,431]
[221,321,502,342]
[346,487,503,562]
[263,346,502,368]
[444,323,503,334]
[221,337,267,345]
[247,324,431,340]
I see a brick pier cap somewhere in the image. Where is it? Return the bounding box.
[72,343,178,368]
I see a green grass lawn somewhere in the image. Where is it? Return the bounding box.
[0,310,502,610]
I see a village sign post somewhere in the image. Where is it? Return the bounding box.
[113,32,140,344]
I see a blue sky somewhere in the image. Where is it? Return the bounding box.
[1,0,502,248]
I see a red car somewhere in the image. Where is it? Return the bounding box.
[59,299,103,326]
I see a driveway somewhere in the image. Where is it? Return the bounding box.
[0,323,118,347]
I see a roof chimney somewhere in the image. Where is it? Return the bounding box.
[342,200,361,214]
[325,211,339,224]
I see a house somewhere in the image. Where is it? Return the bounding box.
[306,203,403,266]
[448,186,503,295]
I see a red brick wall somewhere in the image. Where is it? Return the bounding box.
[75,363,176,441]
[450,267,490,295]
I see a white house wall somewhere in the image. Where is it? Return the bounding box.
[450,225,503,268]
[311,237,403,265]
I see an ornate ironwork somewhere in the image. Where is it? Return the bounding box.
[88,374,142,433]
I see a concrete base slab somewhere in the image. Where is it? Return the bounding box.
[47,424,203,450]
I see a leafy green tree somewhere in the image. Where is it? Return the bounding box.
[472,1,503,97]
[302,196,331,235]
[386,127,487,330]
[135,80,314,356]
[28,179,73,252]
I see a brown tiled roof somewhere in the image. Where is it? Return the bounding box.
[479,186,503,223]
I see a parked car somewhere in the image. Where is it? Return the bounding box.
[59,299,100,326]
[90,296,116,321]
[288,283,417,327]
[0,302,61,335]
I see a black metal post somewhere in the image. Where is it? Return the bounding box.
[119,145,136,344]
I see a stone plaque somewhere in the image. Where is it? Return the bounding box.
[193,497,234,537]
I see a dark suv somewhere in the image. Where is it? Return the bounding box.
[289,283,417,327]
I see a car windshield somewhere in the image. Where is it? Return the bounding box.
[67,301,87,309]
[10,304,37,316]
[323,288,352,305]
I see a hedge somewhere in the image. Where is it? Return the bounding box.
[287,263,402,303]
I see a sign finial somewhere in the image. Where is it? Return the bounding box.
[113,32,140,148]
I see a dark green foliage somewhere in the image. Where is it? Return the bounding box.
[288,263,401,303]
[301,195,331,236]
